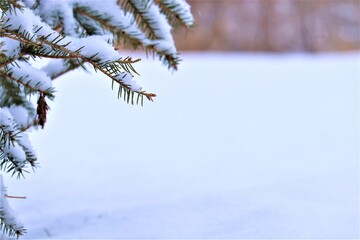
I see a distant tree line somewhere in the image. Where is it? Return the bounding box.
[174,0,360,52]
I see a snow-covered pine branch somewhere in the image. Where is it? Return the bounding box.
[0,107,37,177]
[0,175,26,239]
[154,0,194,28]
[0,0,193,237]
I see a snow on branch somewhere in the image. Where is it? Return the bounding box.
[119,0,182,69]
[41,59,82,80]
[6,60,53,94]
[154,0,194,28]
[1,5,156,104]
[0,107,36,178]
[0,175,26,238]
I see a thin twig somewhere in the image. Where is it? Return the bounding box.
[5,195,26,199]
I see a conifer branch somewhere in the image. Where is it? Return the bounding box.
[154,0,194,29]
[39,37,156,103]
[118,0,158,40]
[0,125,18,146]
[74,6,144,49]
[2,23,154,104]
[76,2,181,70]
[0,0,22,14]
[2,68,54,97]
[0,175,26,238]
[118,0,181,69]
[0,209,26,238]
[0,75,35,114]
[0,124,35,178]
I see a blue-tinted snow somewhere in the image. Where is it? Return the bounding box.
[5,52,359,238]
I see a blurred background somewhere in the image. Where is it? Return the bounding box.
[174,0,360,52]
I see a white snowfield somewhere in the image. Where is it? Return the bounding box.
[4,52,359,239]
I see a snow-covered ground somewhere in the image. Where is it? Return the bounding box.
[4,52,360,239]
